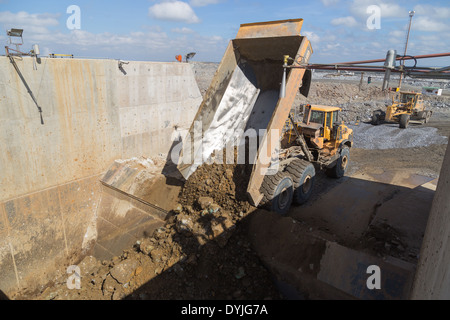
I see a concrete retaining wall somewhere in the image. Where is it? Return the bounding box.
[411,142,450,299]
[0,56,202,295]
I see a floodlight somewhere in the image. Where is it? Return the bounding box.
[7,28,23,38]
[185,52,196,62]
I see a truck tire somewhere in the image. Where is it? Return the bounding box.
[399,114,410,129]
[417,111,427,123]
[371,111,381,125]
[260,172,294,215]
[326,146,350,179]
[285,158,316,205]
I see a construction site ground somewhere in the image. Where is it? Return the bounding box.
[15,64,450,300]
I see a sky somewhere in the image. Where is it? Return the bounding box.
[0,0,449,66]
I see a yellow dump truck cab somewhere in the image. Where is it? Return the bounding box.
[372,91,432,129]
[299,104,353,152]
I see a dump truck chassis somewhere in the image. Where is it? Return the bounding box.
[259,144,350,215]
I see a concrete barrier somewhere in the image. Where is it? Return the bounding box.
[0,56,202,295]
[411,142,450,299]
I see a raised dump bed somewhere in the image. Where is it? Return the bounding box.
[175,19,313,207]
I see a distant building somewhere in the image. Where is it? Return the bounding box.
[422,87,442,96]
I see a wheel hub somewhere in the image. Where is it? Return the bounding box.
[341,156,348,170]
[278,187,290,209]
[302,175,312,194]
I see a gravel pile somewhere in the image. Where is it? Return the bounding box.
[349,122,448,150]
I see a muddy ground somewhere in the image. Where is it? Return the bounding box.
[16,64,450,300]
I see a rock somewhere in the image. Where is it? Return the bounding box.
[209,204,221,214]
[135,266,143,276]
[173,203,183,213]
[139,238,155,255]
[184,205,195,215]
[235,267,246,279]
[150,248,166,263]
[225,169,233,180]
[112,288,125,300]
[197,196,214,210]
[109,259,139,284]
[176,213,195,235]
[102,275,119,295]
[211,212,235,247]
[111,256,121,267]
[78,256,98,277]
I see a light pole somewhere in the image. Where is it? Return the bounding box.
[398,10,415,88]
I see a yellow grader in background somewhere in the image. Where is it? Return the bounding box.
[371,91,432,128]
[259,104,353,214]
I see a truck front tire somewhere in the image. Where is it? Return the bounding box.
[326,147,350,179]
[399,114,410,129]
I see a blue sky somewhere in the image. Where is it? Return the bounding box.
[0,0,449,66]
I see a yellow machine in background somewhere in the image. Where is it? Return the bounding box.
[371,91,432,128]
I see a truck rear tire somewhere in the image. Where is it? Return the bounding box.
[371,111,381,125]
[417,111,426,123]
[260,172,294,215]
[285,158,316,205]
[399,114,410,129]
[326,147,350,179]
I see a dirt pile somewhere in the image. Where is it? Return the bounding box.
[349,123,448,149]
[190,62,219,96]
[178,158,253,214]
[22,148,282,300]
[32,211,279,300]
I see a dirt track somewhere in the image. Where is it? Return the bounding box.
[16,64,450,300]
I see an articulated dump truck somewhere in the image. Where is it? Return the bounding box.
[176,19,353,215]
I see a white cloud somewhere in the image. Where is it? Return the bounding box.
[413,4,450,21]
[388,30,405,38]
[330,16,358,27]
[413,17,447,32]
[190,0,220,7]
[349,0,405,19]
[303,31,320,43]
[0,11,59,35]
[149,1,200,24]
[0,8,228,61]
[172,27,195,34]
[320,0,339,6]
